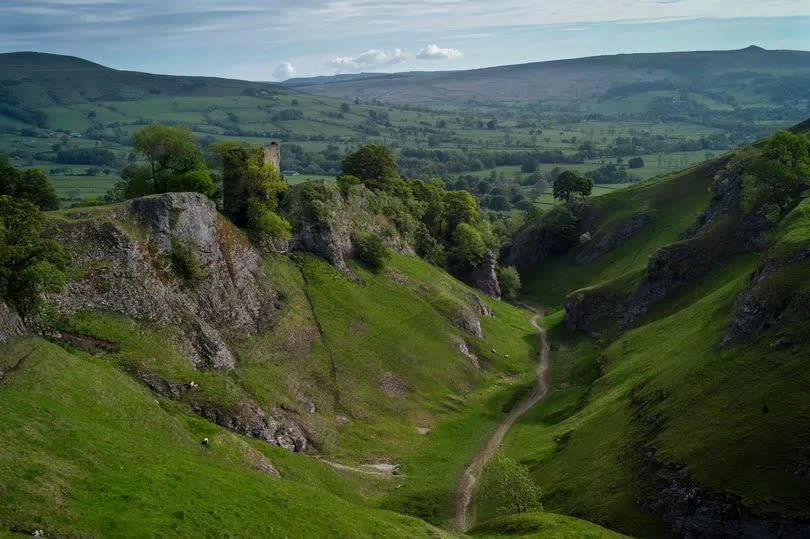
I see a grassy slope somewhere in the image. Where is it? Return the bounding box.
[502,149,810,535]
[0,339,442,538]
[472,512,628,538]
[0,242,628,537]
[1,221,571,536]
[521,157,724,308]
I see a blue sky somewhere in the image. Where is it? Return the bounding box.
[1,1,809,80]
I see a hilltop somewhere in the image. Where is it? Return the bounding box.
[284,46,810,107]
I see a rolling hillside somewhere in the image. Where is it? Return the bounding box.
[285,46,810,109]
[499,121,810,536]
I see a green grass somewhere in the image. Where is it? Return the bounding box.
[0,338,447,537]
[520,156,724,309]
[503,241,810,537]
[1,220,554,535]
[472,512,628,538]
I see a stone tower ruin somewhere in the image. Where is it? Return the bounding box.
[263,142,281,173]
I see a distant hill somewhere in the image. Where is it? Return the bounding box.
[283,46,810,106]
[0,51,292,109]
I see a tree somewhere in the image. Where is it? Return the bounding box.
[353,232,391,272]
[443,190,478,235]
[628,157,645,169]
[479,454,542,516]
[340,103,351,113]
[132,123,212,195]
[0,156,59,210]
[341,144,398,187]
[552,170,593,202]
[498,266,522,300]
[449,223,486,272]
[0,196,69,315]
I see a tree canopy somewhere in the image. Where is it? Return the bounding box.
[341,144,397,188]
[552,170,593,202]
[119,123,215,199]
[0,195,68,315]
[480,454,543,517]
[0,156,59,211]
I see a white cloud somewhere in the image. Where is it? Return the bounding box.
[272,61,296,80]
[416,43,462,60]
[330,48,406,72]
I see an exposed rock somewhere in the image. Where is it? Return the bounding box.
[0,301,25,343]
[246,446,280,477]
[416,426,432,435]
[289,183,413,275]
[49,193,279,371]
[575,213,652,264]
[467,293,494,317]
[640,451,810,538]
[335,415,350,425]
[455,309,483,338]
[467,249,501,299]
[502,201,596,269]
[624,241,716,325]
[193,401,308,452]
[378,371,410,399]
[455,339,481,370]
[564,289,629,337]
[187,320,237,370]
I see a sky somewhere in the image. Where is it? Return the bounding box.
[1,1,810,81]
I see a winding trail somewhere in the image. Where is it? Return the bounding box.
[451,308,550,532]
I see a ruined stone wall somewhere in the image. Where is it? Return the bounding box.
[263,142,281,172]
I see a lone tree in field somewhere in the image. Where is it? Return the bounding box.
[480,454,542,516]
[552,170,593,202]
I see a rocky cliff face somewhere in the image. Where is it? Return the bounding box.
[289,183,414,276]
[42,193,313,452]
[724,242,810,346]
[575,213,652,265]
[502,202,596,269]
[467,249,501,299]
[51,193,277,370]
[0,301,25,343]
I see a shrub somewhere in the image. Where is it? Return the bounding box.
[353,232,391,272]
[169,236,204,287]
[245,198,292,252]
[498,266,522,300]
[480,454,542,516]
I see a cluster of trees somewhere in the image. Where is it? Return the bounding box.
[55,147,117,166]
[112,123,216,200]
[0,157,68,317]
[0,156,60,211]
[719,130,810,224]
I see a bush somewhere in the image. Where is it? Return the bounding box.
[245,198,292,252]
[479,454,542,516]
[169,236,204,287]
[498,266,521,300]
[353,232,391,272]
